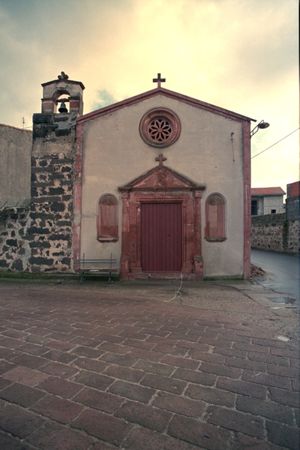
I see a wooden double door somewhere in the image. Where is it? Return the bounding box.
[141,202,182,272]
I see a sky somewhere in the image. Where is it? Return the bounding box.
[0,0,298,191]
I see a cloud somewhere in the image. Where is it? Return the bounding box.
[0,0,298,188]
[92,89,116,110]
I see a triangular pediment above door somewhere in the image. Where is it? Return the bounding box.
[119,163,205,192]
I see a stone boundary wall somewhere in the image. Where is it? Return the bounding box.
[0,209,31,271]
[251,213,300,253]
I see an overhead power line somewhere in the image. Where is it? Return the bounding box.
[251,128,299,159]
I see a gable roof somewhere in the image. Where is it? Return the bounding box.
[251,187,285,197]
[78,87,255,124]
[119,162,205,192]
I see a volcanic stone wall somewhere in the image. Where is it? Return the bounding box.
[0,208,31,271]
[251,213,300,253]
[28,152,74,272]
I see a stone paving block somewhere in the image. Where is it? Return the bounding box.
[0,376,11,391]
[269,387,300,408]
[123,338,156,350]
[115,400,172,432]
[168,413,232,450]
[242,370,292,389]
[134,359,176,376]
[2,329,29,339]
[233,342,271,353]
[92,442,119,450]
[206,405,265,438]
[73,408,132,446]
[27,421,94,450]
[266,420,300,450]
[0,399,45,438]
[40,361,78,378]
[0,382,46,407]
[0,360,16,375]
[11,353,49,369]
[104,364,144,383]
[0,431,32,450]
[18,342,48,356]
[199,361,242,379]
[248,351,290,367]
[172,367,216,386]
[129,347,165,362]
[0,345,17,360]
[186,383,235,407]
[31,394,83,423]
[74,387,123,413]
[42,349,77,364]
[160,354,199,370]
[124,425,201,450]
[37,376,83,399]
[109,380,155,403]
[152,342,187,356]
[46,339,75,351]
[189,350,225,365]
[266,363,299,378]
[96,334,125,344]
[236,394,295,425]
[98,342,131,354]
[292,378,300,391]
[25,334,49,345]
[213,346,246,359]
[153,390,206,417]
[100,352,138,367]
[0,336,24,349]
[71,346,104,358]
[72,357,108,373]
[224,356,267,372]
[2,365,49,387]
[141,372,186,394]
[216,376,267,400]
[270,347,300,359]
[74,369,114,391]
[230,432,286,450]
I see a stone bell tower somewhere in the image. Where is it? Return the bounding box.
[29,72,85,273]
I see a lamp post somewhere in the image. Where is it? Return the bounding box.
[250,120,270,138]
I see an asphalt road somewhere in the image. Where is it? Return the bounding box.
[251,249,300,302]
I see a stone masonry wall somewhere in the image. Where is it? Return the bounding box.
[0,209,31,271]
[28,153,74,272]
[251,213,300,253]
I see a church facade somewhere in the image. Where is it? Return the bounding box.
[0,73,252,279]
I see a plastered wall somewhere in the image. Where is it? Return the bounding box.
[80,95,245,277]
[0,124,32,206]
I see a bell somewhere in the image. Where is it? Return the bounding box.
[58,101,68,113]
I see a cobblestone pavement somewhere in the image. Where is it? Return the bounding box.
[0,281,299,449]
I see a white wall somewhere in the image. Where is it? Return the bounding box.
[80,94,245,277]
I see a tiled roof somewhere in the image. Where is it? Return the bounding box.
[251,187,285,196]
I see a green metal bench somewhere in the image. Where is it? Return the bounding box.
[79,254,118,282]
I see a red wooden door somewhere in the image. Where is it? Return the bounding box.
[141,203,182,272]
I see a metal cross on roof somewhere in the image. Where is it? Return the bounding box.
[155,154,167,166]
[153,73,166,88]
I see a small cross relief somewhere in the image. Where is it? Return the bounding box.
[155,154,167,166]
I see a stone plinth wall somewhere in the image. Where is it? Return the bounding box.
[251,213,300,253]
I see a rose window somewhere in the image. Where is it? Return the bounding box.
[139,108,181,148]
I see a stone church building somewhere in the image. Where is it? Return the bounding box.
[0,72,253,279]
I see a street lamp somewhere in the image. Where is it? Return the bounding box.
[250,120,270,138]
